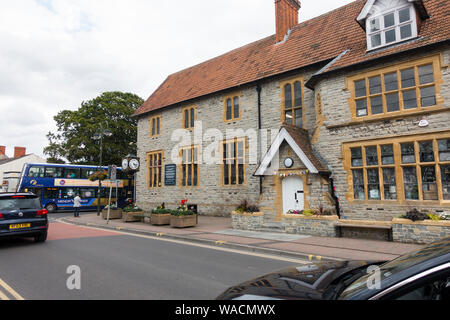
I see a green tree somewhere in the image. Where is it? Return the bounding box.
[44,91,144,166]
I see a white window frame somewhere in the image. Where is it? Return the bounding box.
[366,4,418,51]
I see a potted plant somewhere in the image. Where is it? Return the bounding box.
[170,199,197,228]
[101,202,122,220]
[392,208,450,244]
[231,199,264,230]
[151,203,172,225]
[122,203,145,222]
[233,199,262,215]
[88,170,108,182]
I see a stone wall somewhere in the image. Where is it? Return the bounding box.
[282,214,339,237]
[392,218,450,244]
[231,212,264,231]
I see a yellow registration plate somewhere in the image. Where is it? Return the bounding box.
[9,223,31,230]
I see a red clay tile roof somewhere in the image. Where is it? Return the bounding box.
[134,0,449,117]
[282,124,329,173]
[317,0,450,75]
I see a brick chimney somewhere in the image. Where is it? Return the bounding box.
[275,0,301,43]
[0,146,5,156]
[14,147,26,158]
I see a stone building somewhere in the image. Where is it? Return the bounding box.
[133,0,450,227]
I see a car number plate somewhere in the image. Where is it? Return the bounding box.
[9,223,31,230]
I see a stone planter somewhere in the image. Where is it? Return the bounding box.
[170,214,197,228]
[282,214,339,237]
[101,209,122,220]
[122,210,145,223]
[151,213,171,226]
[231,211,264,231]
[392,218,450,244]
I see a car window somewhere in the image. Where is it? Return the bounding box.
[0,197,41,210]
[340,238,450,299]
[390,270,450,300]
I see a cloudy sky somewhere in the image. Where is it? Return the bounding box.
[0,0,355,159]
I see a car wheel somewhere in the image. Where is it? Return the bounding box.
[45,203,57,213]
[34,232,47,243]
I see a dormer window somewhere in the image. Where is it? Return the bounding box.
[367,4,417,50]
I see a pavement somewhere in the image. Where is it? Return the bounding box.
[57,212,424,262]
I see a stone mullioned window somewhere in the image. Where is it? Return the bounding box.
[280,77,304,128]
[222,138,246,186]
[180,146,199,187]
[223,94,241,122]
[147,151,163,188]
[149,115,161,138]
[347,55,444,121]
[182,106,196,129]
[344,132,450,204]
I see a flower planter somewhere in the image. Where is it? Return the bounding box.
[151,213,171,226]
[392,218,450,244]
[101,209,122,220]
[122,210,145,223]
[170,214,197,228]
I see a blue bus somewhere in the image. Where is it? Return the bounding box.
[16,163,133,213]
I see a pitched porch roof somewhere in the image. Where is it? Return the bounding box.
[254,124,329,176]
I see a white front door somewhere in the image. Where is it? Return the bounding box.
[282,176,304,213]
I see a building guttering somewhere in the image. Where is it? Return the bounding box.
[257,84,263,195]
[132,58,334,120]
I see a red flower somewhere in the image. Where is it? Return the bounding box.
[181,199,188,205]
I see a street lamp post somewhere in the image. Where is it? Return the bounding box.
[92,126,112,216]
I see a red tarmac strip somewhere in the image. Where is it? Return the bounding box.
[47,222,122,241]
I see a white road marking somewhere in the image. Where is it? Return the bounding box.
[57,220,310,265]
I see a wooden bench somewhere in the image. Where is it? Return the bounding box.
[336,220,393,241]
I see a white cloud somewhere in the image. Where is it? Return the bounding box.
[0,0,354,159]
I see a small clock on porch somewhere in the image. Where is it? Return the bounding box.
[284,157,294,168]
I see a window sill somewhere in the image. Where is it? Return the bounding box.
[365,36,421,55]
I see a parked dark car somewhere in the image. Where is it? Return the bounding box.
[0,193,48,243]
[216,237,450,300]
